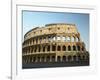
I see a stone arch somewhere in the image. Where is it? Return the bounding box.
[68,55,72,61]
[41,56,45,62]
[34,46,37,52]
[52,45,56,51]
[46,56,50,62]
[43,46,45,52]
[62,45,66,51]
[57,56,61,62]
[51,56,55,62]
[38,46,41,52]
[47,45,50,51]
[62,56,66,62]
[37,56,40,62]
[73,55,77,61]
[82,46,84,51]
[78,55,81,61]
[73,45,76,51]
[68,45,71,51]
[82,55,85,60]
[33,57,36,62]
[77,45,80,51]
[57,45,61,51]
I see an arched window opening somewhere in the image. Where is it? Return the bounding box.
[62,45,66,51]
[43,46,45,52]
[38,46,41,52]
[57,46,61,51]
[33,57,36,62]
[77,45,80,51]
[68,45,71,51]
[46,56,50,62]
[78,55,81,61]
[41,56,45,62]
[73,45,76,51]
[57,56,61,62]
[68,56,72,61]
[52,45,56,51]
[36,38,38,43]
[82,46,84,51]
[62,56,66,62]
[37,57,40,62]
[73,56,77,61]
[52,56,55,62]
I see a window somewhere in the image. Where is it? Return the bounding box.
[73,45,76,51]
[62,45,66,51]
[57,46,61,51]
[52,45,56,51]
[77,45,80,51]
[68,45,71,51]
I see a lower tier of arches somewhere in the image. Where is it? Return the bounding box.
[22,54,89,64]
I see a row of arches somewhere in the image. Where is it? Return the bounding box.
[23,55,88,64]
[23,35,80,47]
[23,45,85,54]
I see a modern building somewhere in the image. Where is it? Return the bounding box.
[22,23,89,66]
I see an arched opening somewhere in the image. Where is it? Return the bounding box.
[57,56,61,62]
[30,56,32,63]
[34,47,37,52]
[47,45,50,51]
[82,46,84,51]
[68,45,71,51]
[73,55,77,61]
[57,46,61,51]
[43,46,45,52]
[77,45,80,51]
[52,56,55,62]
[33,57,36,62]
[37,57,40,62]
[78,55,81,61]
[62,56,66,62]
[73,45,76,51]
[38,46,41,52]
[36,38,38,44]
[83,55,85,60]
[41,56,45,62]
[46,56,50,62]
[62,45,66,51]
[52,45,56,51]
[68,56,72,61]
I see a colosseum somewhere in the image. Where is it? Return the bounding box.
[22,23,89,68]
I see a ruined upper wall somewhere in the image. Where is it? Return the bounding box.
[24,23,79,40]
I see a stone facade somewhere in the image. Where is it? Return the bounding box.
[22,23,89,64]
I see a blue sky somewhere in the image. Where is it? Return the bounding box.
[22,11,89,51]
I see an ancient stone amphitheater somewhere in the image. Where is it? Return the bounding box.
[22,23,89,67]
